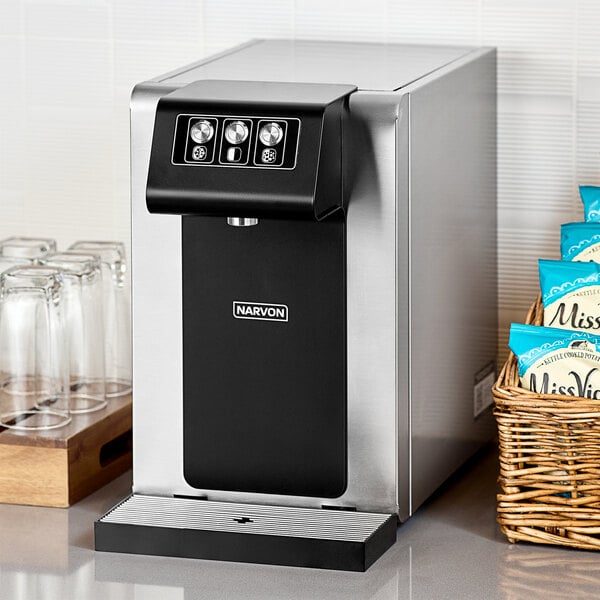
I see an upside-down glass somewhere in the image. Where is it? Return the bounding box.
[0,237,57,260]
[0,266,71,430]
[40,253,107,414]
[68,241,131,397]
[0,256,34,274]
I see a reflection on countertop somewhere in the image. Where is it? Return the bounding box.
[1,444,600,599]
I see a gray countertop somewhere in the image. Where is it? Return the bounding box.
[1,445,598,600]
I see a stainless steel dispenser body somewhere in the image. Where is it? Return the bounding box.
[96,40,497,570]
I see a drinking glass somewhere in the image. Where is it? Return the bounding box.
[40,253,106,414]
[0,237,57,260]
[0,266,71,430]
[68,241,131,397]
[0,256,34,274]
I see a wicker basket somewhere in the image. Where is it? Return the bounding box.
[493,296,600,550]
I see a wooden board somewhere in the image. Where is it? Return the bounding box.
[0,395,132,507]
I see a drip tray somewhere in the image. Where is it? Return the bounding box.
[95,494,397,571]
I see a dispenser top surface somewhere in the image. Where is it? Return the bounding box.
[154,39,479,92]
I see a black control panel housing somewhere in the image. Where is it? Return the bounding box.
[146,80,356,220]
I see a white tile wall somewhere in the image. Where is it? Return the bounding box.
[0,0,205,259]
[0,0,599,361]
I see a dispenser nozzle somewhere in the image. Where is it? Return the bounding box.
[227,217,259,227]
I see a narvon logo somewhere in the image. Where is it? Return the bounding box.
[233,301,288,322]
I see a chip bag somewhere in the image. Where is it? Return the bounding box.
[509,323,600,397]
[561,222,600,262]
[580,185,600,222]
[539,259,600,331]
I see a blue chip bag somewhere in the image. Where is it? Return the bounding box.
[580,185,600,222]
[539,259,600,331]
[509,323,600,396]
[561,222,600,262]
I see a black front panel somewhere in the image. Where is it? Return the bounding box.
[182,216,347,498]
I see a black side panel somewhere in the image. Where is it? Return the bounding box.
[182,216,347,498]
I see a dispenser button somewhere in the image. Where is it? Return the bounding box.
[192,145,208,161]
[190,120,214,144]
[261,148,277,164]
[259,122,284,147]
[226,147,242,162]
[224,121,249,145]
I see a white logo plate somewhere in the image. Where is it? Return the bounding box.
[233,301,288,322]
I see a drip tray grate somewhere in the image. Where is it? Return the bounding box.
[95,494,397,571]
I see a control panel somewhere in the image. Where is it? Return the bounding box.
[171,115,300,169]
[148,80,356,219]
